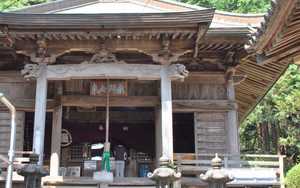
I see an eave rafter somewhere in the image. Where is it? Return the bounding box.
[247,0,299,64]
[0,10,214,64]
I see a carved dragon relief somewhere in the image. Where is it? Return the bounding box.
[21,64,41,80]
[166,64,189,81]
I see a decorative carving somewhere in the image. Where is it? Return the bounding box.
[222,51,240,67]
[21,64,41,80]
[0,27,14,48]
[167,64,189,81]
[83,42,126,64]
[36,37,48,58]
[150,35,192,64]
[194,24,208,58]
[225,67,247,85]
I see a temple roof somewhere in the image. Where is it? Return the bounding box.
[236,0,300,120]
[12,0,263,29]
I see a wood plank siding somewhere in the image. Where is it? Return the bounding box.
[0,112,25,155]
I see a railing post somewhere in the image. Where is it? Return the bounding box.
[279,155,285,188]
[224,156,228,168]
[0,93,16,188]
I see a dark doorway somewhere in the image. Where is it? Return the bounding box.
[173,113,195,153]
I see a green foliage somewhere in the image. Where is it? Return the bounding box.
[285,163,300,188]
[0,0,48,11]
[181,0,270,13]
[241,64,300,164]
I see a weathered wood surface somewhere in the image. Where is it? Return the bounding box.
[61,96,159,107]
[0,99,56,112]
[194,113,226,154]
[32,63,48,165]
[160,66,174,160]
[173,100,236,112]
[172,83,227,100]
[50,105,62,177]
[0,112,25,155]
[43,63,187,81]
[227,79,240,155]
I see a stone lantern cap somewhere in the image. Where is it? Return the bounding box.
[148,156,181,184]
[200,154,234,183]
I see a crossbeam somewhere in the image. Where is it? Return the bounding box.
[22,63,188,81]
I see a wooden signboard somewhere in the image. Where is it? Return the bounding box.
[90,80,127,96]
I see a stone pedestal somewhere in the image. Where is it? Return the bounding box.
[17,154,48,188]
[148,156,181,188]
[200,154,233,188]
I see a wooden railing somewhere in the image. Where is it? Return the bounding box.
[174,153,285,187]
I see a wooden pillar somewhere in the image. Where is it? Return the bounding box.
[160,66,174,161]
[155,107,162,167]
[226,79,240,155]
[50,105,62,176]
[32,63,48,165]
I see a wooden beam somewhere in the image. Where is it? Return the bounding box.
[61,96,160,107]
[173,100,236,112]
[22,63,188,81]
[47,64,162,80]
[0,99,56,112]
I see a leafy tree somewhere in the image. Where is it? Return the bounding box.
[181,0,270,13]
[241,64,300,165]
[0,0,48,11]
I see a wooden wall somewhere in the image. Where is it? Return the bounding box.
[0,72,35,100]
[172,82,227,100]
[0,71,233,156]
[194,112,227,154]
[0,112,25,155]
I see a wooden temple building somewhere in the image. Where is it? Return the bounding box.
[0,0,298,187]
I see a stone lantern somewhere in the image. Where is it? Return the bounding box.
[200,154,234,188]
[148,156,181,188]
[17,154,48,188]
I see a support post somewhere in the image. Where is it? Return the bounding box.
[155,108,162,167]
[160,66,174,161]
[50,105,62,177]
[32,63,48,165]
[226,78,240,156]
[279,155,285,188]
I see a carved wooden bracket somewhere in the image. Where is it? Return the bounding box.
[225,67,247,85]
[194,24,209,58]
[149,34,192,64]
[222,51,240,67]
[0,27,14,48]
[167,64,189,81]
[21,64,41,80]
